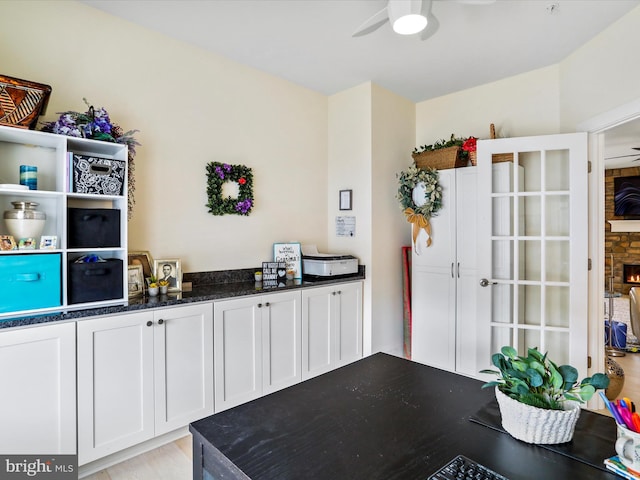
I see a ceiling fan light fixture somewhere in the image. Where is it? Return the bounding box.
[392,14,428,35]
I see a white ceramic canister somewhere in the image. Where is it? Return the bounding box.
[4,201,46,240]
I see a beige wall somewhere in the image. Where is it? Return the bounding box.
[327,83,414,355]
[415,65,561,146]
[560,5,640,130]
[1,1,328,273]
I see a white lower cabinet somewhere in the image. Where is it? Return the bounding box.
[77,303,213,465]
[214,290,302,412]
[302,282,363,380]
[0,321,76,454]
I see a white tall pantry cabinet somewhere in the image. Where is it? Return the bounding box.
[411,167,478,376]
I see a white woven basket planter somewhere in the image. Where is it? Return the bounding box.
[495,387,581,444]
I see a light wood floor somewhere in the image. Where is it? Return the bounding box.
[82,435,192,480]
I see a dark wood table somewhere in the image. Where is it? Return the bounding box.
[190,353,618,479]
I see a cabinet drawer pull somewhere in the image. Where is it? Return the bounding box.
[265,302,270,307]
[146,321,152,327]
[337,291,342,295]
[15,273,40,282]
[257,303,263,308]
[158,319,164,325]
[332,291,336,296]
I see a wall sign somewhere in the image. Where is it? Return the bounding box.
[262,261,287,288]
[336,216,356,237]
[273,242,302,279]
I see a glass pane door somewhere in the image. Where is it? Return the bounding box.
[476,133,588,377]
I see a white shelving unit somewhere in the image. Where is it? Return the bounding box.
[0,124,128,318]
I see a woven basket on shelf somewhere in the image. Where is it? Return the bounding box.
[495,387,581,444]
[0,75,52,130]
[412,146,466,170]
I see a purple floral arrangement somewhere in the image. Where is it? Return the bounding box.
[40,99,140,219]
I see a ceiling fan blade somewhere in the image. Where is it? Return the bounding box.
[352,6,389,37]
[606,153,640,160]
[633,147,640,151]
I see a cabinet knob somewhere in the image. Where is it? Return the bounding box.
[337,290,342,295]
[332,291,337,296]
[265,302,270,307]
[146,321,152,327]
[257,303,263,308]
[158,319,164,325]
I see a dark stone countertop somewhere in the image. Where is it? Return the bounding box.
[0,267,365,330]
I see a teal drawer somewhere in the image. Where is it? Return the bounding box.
[0,254,61,313]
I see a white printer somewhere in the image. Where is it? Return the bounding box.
[302,245,358,278]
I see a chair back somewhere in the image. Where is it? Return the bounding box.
[629,287,640,337]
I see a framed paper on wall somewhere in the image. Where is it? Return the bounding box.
[154,258,182,292]
[339,189,352,211]
[128,264,144,298]
[273,242,302,280]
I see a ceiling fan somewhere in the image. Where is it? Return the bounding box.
[605,147,640,162]
[352,0,495,41]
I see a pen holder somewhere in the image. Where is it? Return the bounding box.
[616,425,640,473]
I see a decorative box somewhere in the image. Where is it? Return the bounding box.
[68,258,123,304]
[0,75,52,130]
[0,253,61,313]
[72,154,126,195]
[67,208,121,248]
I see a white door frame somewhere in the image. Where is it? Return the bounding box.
[578,97,640,382]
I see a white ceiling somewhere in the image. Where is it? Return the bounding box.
[81,0,640,166]
[82,0,639,103]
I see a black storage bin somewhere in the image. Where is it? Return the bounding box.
[68,258,123,304]
[68,208,121,248]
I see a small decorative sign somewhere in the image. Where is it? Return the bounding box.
[336,216,356,237]
[262,261,287,288]
[273,242,302,279]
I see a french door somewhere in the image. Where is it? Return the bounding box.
[476,133,588,377]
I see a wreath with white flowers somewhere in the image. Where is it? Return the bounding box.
[206,162,254,216]
[396,164,442,248]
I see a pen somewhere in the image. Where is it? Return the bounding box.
[599,391,626,427]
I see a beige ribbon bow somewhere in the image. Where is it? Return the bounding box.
[404,208,432,248]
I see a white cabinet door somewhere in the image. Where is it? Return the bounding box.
[335,282,363,367]
[411,168,459,371]
[0,322,76,454]
[214,296,263,412]
[214,291,302,411]
[302,282,364,380]
[77,311,155,465]
[154,304,214,435]
[262,291,302,395]
[302,286,334,380]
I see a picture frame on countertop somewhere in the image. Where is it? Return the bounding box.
[273,242,302,279]
[128,264,144,298]
[154,258,182,292]
[39,235,57,250]
[0,235,16,251]
[339,189,352,211]
[128,251,154,284]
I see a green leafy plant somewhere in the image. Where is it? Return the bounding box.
[480,346,609,410]
[413,133,474,161]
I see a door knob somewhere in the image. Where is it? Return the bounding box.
[480,278,497,287]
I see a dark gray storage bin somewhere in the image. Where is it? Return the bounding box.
[68,208,121,248]
[68,258,123,304]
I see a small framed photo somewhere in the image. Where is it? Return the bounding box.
[339,189,352,211]
[128,251,154,283]
[18,238,36,250]
[128,264,144,298]
[39,235,58,250]
[154,258,182,292]
[0,235,16,251]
